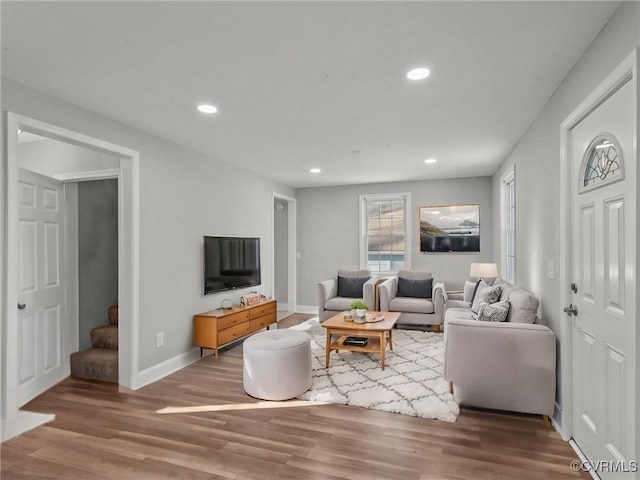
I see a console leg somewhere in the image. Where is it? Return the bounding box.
[449,381,454,394]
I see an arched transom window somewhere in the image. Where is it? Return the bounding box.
[579,133,624,193]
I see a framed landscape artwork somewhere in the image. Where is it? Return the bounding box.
[419,204,480,253]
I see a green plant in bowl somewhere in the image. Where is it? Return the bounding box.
[349,300,369,310]
[349,300,369,323]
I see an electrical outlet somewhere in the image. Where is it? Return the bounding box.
[156,332,164,348]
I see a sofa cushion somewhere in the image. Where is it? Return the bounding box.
[325,297,356,311]
[471,284,502,313]
[389,297,434,314]
[397,277,433,298]
[475,300,510,322]
[507,288,539,324]
[446,299,472,309]
[337,276,369,298]
[445,307,475,321]
[499,283,517,302]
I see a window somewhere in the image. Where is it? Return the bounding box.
[501,169,516,282]
[579,134,624,193]
[359,193,411,273]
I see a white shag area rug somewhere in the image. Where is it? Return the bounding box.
[290,318,459,422]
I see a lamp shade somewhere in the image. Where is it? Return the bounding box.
[470,263,498,279]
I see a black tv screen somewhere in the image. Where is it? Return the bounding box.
[203,236,261,295]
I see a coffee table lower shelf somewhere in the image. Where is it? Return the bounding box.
[329,335,382,353]
[324,330,393,370]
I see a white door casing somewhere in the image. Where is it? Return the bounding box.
[17,169,66,406]
[3,112,140,441]
[560,50,638,476]
[271,193,296,314]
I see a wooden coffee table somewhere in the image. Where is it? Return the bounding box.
[322,312,400,370]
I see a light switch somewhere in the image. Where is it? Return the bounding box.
[547,260,555,280]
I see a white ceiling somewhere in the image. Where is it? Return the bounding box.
[1,1,621,188]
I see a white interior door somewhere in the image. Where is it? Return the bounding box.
[17,168,66,406]
[569,78,636,476]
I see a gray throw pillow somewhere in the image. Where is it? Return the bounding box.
[471,284,502,313]
[476,300,510,322]
[397,277,432,298]
[337,276,369,298]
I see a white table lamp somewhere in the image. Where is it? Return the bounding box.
[470,262,498,280]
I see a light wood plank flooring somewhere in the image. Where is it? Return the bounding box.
[1,314,588,479]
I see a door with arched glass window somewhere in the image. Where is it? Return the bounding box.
[569,75,636,477]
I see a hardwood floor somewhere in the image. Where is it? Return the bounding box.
[1,314,588,479]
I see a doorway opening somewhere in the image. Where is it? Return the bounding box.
[272,193,296,320]
[2,112,140,440]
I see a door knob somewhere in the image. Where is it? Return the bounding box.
[563,304,578,316]
[17,303,26,310]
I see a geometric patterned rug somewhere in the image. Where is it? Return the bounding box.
[290,318,459,422]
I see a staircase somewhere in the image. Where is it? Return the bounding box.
[70,305,118,383]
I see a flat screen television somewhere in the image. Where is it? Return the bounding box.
[203,236,261,295]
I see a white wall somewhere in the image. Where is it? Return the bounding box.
[296,176,492,307]
[18,138,120,177]
[2,78,295,372]
[491,1,639,420]
[78,179,119,351]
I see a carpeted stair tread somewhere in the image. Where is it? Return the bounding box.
[108,305,118,325]
[70,348,118,383]
[91,324,118,350]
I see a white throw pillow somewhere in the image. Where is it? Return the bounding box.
[476,300,510,322]
[463,281,478,303]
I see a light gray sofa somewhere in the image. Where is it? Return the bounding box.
[443,280,556,416]
[318,269,377,322]
[378,270,446,332]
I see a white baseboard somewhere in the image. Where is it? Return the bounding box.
[296,305,319,315]
[552,401,569,439]
[133,349,200,390]
[1,410,55,442]
[569,440,601,480]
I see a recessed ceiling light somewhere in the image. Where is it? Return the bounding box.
[310,168,321,174]
[407,68,430,80]
[424,158,437,164]
[197,104,218,114]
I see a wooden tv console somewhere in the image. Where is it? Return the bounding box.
[193,299,277,358]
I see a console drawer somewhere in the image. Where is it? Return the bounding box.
[249,302,276,319]
[218,311,250,330]
[249,316,276,331]
[218,322,250,345]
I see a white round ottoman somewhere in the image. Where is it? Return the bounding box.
[243,329,312,400]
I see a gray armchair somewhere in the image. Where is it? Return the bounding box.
[318,269,377,322]
[378,270,446,332]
